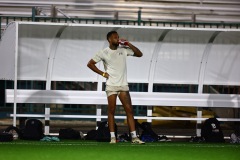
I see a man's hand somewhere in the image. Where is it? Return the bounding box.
[119,39,129,46]
[119,38,143,57]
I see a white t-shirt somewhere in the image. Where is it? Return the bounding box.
[92,47,134,86]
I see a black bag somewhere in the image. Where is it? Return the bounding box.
[22,119,44,140]
[138,122,158,141]
[4,126,22,140]
[85,130,98,140]
[201,118,225,143]
[0,132,13,142]
[96,121,117,142]
[59,128,80,140]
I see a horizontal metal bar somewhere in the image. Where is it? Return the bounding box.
[6,89,240,108]
[10,114,240,122]
[0,1,239,12]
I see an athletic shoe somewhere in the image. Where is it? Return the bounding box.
[237,136,240,143]
[40,136,52,141]
[230,133,238,143]
[131,137,145,144]
[110,137,116,144]
[79,131,85,140]
[158,135,171,142]
[51,136,60,142]
[40,136,60,142]
[189,136,204,143]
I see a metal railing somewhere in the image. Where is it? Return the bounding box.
[1,15,240,39]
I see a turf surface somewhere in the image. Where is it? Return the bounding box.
[0,140,239,160]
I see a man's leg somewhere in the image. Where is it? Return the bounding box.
[118,91,145,144]
[107,94,117,132]
[118,91,135,132]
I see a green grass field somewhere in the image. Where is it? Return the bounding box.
[0,140,239,160]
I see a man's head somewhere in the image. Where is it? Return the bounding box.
[107,31,119,47]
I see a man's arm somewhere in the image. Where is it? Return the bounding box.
[87,59,109,78]
[128,42,143,57]
[120,39,143,57]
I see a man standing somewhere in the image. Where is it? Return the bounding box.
[87,31,145,144]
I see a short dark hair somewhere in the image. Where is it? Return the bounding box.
[107,31,118,41]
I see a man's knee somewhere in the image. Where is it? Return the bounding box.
[125,107,134,115]
[108,107,116,115]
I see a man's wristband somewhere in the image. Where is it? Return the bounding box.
[102,72,106,77]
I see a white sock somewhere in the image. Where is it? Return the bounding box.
[110,132,115,138]
[130,131,137,138]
